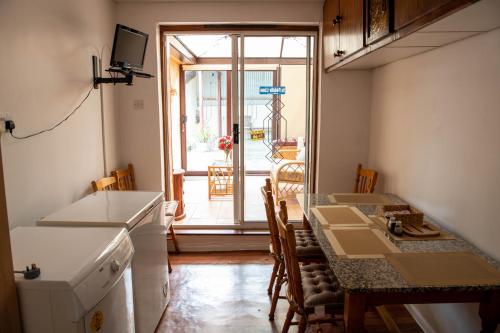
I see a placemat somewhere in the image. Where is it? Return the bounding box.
[312,205,373,227]
[370,216,455,241]
[386,252,500,286]
[328,193,392,205]
[324,227,401,259]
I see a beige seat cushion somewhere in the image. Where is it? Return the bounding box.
[165,201,179,216]
[300,263,344,309]
[295,230,324,258]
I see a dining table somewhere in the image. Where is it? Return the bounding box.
[297,193,500,333]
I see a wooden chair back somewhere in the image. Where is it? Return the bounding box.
[354,163,378,193]
[112,164,136,191]
[261,178,281,256]
[276,200,304,307]
[91,177,118,192]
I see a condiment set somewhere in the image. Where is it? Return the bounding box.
[385,215,403,236]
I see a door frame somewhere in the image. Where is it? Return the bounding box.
[159,24,320,227]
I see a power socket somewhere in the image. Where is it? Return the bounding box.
[5,120,15,133]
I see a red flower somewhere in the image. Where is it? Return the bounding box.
[218,135,233,152]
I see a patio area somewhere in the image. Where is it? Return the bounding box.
[174,175,303,226]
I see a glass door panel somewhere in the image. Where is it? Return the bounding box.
[243,70,274,221]
[184,70,228,173]
[241,35,313,223]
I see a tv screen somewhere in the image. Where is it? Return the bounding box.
[110,24,148,70]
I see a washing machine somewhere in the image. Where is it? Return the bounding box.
[38,191,169,333]
[11,226,134,333]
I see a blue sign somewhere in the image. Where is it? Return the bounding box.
[259,86,286,95]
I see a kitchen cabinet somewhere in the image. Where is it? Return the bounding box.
[339,0,364,57]
[323,0,340,68]
[395,0,467,31]
[323,0,364,69]
[323,0,482,71]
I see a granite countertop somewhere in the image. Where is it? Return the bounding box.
[297,193,500,293]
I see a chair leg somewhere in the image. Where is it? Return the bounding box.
[169,225,180,253]
[268,259,279,295]
[168,258,172,273]
[298,315,307,333]
[282,304,295,333]
[269,262,285,320]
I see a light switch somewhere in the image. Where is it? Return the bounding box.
[133,99,144,110]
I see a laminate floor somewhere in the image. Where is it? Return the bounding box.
[156,252,424,333]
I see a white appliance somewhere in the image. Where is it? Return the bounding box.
[11,226,134,333]
[38,191,169,333]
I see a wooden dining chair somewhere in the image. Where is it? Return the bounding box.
[262,178,325,321]
[261,179,285,320]
[111,163,136,191]
[91,177,118,192]
[354,163,378,193]
[276,200,344,333]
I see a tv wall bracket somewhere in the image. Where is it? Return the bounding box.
[92,55,153,89]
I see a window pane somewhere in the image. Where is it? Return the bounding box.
[177,35,231,58]
[244,37,282,58]
[281,37,307,58]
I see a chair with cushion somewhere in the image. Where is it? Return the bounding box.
[261,178,325,321]
[276,200,344,333]
[91,177,118,192]
[354,163,378,193]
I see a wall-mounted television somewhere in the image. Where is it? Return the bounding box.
[110,24,148,70]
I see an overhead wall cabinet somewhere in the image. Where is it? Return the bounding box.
[323,0,364,68]
[365,0,393,45]
[394,0,459,31]
[323,0,486,71]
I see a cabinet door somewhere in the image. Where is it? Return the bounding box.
[339,0,364,58]
[323,0,340,69]
[395,0,453,30]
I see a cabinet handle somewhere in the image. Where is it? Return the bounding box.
[334,50,346,57]
[332,15,343,27]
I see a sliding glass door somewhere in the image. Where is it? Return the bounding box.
[231,34,315,224]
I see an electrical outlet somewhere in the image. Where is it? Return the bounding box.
[133,99,144,110]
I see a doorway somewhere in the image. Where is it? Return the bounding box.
[162,28,318,228]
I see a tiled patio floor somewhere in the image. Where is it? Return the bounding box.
[174,176,302,226]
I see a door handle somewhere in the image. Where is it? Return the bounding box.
[332,15,343,27]
[233,124,239,144]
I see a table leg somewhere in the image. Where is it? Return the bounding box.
[344,292,366,333]
[479,291,500,333]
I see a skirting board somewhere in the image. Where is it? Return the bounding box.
[405,305,435,333]
[167,234,269,252]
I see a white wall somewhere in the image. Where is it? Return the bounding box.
[317,70,373,192]
[368,28,500,332]
[0,0,118,228]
